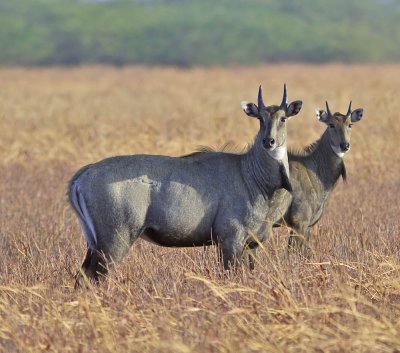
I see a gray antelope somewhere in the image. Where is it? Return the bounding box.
[68,85,303,285]
[272,101,364,252]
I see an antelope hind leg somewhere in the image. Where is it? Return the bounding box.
[245,248,257,271]
[74,249,109,289]
[288,228,311,256]
[220,238,244,271]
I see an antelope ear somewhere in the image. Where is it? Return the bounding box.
[316,109,329,123]
[286,100,303,118]
[241,101,259,118]
[351,108,364,123]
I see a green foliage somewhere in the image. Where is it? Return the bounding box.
[0,0,399,66]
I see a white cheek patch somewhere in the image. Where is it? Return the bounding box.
[331,144,347,158]
[267,145,287,161]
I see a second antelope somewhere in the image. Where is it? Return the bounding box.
[69,85,303,285]
[272,101,364,253]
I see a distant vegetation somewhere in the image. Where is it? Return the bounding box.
[0,0,400,66]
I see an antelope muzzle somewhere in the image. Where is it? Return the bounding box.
[263,137,276,150]
[340,142,350,152]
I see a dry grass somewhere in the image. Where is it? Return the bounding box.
[0,65,399,353]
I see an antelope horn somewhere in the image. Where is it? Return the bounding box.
[346,101,352,116]
[258,85,266,109]
[280,83,288,110]
[325,101,332,117]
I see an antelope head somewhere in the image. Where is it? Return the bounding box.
[316,101,364,158]
[241,84,303,161]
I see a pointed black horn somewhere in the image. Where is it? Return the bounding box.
[258,85,265,109]
[346,101,352,116]
[280,83,288,110]
[325,101,332,117]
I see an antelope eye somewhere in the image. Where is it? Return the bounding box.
[329,124,335,128]
[280,117,286,123]
[349,124,353,128]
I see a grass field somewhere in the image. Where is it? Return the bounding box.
[0,65,399,353]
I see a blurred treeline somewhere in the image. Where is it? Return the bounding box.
[1,0,400,66]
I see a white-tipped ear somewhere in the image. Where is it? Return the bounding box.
[316,109,329,123]
[240,101,250,111]
[351,108,364,123]
[241,101,259,118]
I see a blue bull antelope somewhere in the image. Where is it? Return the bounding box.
[69,85,302,286]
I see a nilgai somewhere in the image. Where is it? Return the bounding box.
[68,85,302,285]
[272,101,364,252]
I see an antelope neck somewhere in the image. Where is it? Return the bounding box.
[267,145,287,161]
[242,135,288,200]
[310,130,346,190]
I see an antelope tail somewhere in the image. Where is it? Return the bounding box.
[68,168,98,250]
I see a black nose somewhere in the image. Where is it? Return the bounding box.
[340,142,350,151]
[263,137,276,149]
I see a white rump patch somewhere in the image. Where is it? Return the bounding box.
[268,145,287,161]
[70,179,98,250]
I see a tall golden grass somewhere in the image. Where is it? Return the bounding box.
[0,65,399,353]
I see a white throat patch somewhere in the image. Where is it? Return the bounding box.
[267,145,287,161]
[331,144,346,158]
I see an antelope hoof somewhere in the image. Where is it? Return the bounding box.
[288,236,310,257]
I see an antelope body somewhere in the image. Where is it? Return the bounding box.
[69,86,303,284]
[273,102,364,250]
